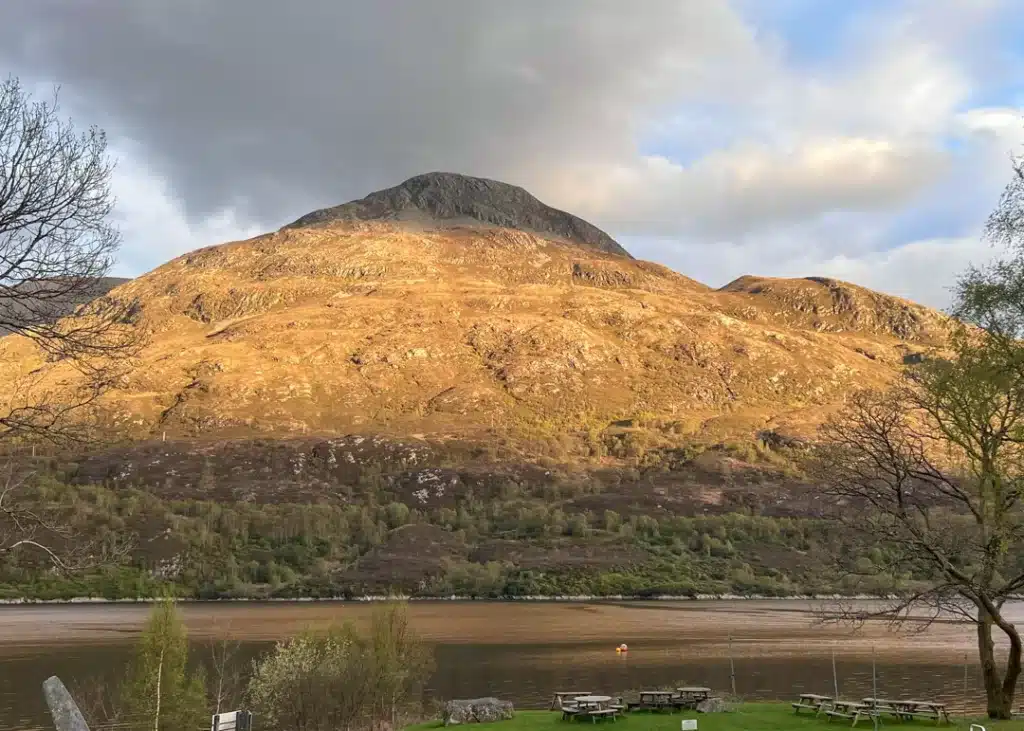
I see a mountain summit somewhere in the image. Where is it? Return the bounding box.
[285,172,632,258]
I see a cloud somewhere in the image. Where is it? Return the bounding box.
[108,144,262,274]
[816,237,999,309]
[0,0,1022,310]
[0,0,764,227]
[549,137,948,238]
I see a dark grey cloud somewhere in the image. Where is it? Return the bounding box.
[0,0,756,229]
[1,0,1015,312]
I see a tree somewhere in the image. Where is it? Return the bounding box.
[247,625,365,731]
[0,464,132,572]
[363,602,434,728]
[121,598,208,731]
[248,602,433,731]
[0,75,141,571]
[208,628,245,716]
[812,153,1024,718]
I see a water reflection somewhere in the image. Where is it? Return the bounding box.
[0,640,991,730]
[0,601,1000,731]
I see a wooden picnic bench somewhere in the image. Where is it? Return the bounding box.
[892,700,950,725]
[676,687,712,709]
[862,698,949,724]
[563,696,619,723]
[862,698,904,720]
[552,692,592,711]
[632,691,676,712]
[793,693,833,715]
[577,709,618,724]
[825,700,878,727]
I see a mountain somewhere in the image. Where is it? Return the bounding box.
[0,174,952,599]
[286,172,633,258]
[0,276,130,334]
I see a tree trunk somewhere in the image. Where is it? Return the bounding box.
[153,647,164,731]
[977,608,1022,719]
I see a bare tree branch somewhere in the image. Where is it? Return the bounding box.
[0,440,134,574]
[809,322,1024,718]
[0,75,145,446]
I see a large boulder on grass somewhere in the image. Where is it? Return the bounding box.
[443,698,515,725]
[697,697,733,713]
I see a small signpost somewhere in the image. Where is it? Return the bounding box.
[212,710,253,731]
[681,720,698,731]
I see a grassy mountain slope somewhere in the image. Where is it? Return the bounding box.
[0,176,952,599]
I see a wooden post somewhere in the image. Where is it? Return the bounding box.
[729,632,737,696]
[832,645,839,699]
[872,646,879,731]
[963,653,969,718]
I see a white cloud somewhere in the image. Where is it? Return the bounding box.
[108,146,261,276]
[549,137,948,238]
[816,237,999,309]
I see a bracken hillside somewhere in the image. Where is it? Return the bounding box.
[0,173,951,599]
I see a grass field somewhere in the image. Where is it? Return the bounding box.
[407,703,1024,731]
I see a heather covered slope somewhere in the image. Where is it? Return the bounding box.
[1,218,944,447]
[0,174,956,599]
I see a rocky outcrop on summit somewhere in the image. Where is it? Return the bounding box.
[285,172,632,259]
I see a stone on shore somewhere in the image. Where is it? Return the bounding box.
[443,698,515,725]
[697,697,734,713]
[42,676,91,731]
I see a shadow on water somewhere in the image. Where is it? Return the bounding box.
[0,638,990,731]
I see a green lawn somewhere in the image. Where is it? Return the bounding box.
[408,703,1024,731]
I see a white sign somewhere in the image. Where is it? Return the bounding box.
[212,710,252,731]
[682,720,698,731]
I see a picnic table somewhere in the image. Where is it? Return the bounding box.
[793,693,833,716]
[825,700,877,727]
[567,696,618,723]
[552,692,592,711]
[676,688,712,709]
[863,698,950,724]
[629,691,676,712]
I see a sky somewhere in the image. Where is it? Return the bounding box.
[2,0,1024,310]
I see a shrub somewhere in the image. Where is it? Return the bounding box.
[247,602,432,731]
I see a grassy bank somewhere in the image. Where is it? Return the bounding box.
[408,704,1024,731]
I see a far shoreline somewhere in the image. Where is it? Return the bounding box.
[0,592,895,605]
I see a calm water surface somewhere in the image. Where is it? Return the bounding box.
[0,600,1011,731]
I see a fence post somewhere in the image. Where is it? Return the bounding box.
[832,645,839,699]
[963,653,970,718]
[872,646,879,731]
[729,632,737,697]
